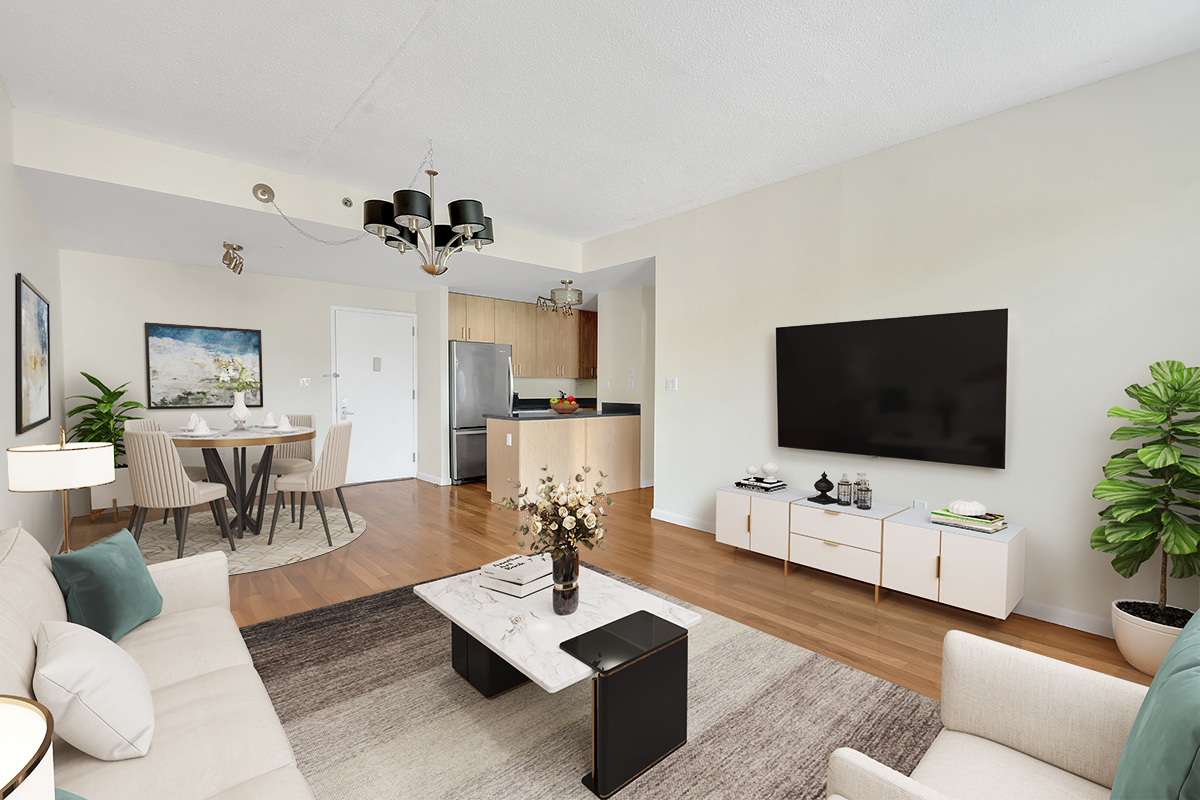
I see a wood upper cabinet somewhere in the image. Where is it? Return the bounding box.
[561,312,580,378]
[495,300,539,377]
[578,310,597,379]
[449,293,495,342]
[535,309,563,377]
[494,299,517,346]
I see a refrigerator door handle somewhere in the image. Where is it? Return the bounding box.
[507,356,514,416]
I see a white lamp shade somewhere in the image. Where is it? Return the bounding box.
[0,696,54,800]
[7,442,115,492]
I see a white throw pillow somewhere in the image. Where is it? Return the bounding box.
[33,620,155,760]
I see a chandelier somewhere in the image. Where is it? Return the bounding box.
[362,169,494,276]
[537,280,583,316]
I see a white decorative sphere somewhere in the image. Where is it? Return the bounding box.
[761,462,779,477]
[948,499,986,517]
[745,465,758,477]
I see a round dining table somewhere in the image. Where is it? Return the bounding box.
[169,426,316,538]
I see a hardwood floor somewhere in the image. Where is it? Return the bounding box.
[71,479,1151,700]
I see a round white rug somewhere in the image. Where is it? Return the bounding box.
[136,506,367,574]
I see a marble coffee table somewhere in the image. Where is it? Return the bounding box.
[414,564,702,694]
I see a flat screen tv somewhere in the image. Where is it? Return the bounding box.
[776,309,1008,469]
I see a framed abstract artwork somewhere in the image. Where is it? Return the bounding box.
[16,274,51,433]
[145,323,263,408]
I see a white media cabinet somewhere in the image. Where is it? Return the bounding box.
[715,485,1026,619]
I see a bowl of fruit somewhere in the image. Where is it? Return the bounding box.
[550,396,579,414]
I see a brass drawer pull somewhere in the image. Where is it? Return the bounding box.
[823,540,839,547]
[823,510,839,516]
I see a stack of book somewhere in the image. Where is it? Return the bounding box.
[477,554,554,597]
[735,477,788,493]
[930,508,1007,534]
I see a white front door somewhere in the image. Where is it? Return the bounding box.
[331,307,416,484]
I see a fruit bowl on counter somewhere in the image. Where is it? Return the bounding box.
[550,396,579,414]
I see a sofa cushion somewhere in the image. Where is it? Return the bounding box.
[54,664,301,800]
[911,730,1110,800]
[34,621,155,761]
[50,530,163,642]
[1111,611,1200,800]
[0,527,68,696]
[117,607,251,692]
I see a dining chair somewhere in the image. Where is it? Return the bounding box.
[124,418,211,524]
[124,430,236,558]
[252,413,315,524]
[269,423,353,547]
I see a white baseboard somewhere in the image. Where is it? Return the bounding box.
[650,508,715,534]
[1012,598,1113,639]
[416,471,450,486]
[640,480,654,489]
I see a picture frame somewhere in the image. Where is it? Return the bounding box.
[15,273,51,433]
[145,323,263,409]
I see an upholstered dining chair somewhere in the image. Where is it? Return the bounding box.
[124,418,210,525]
[268,423,353,547]
[252,413,315,524]
[124,430,236,558]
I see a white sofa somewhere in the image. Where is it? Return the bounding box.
[0,527,314,800]
[827,630,1149,800]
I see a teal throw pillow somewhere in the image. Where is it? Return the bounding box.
[56,790,88,799]
[50,529,162,641]
[1111,610,1200,799]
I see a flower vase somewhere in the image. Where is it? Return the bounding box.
[552,547,580,615]
[228,390,251,430]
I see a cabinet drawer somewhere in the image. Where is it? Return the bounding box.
[789,534,881,586]
[790,506,883,552]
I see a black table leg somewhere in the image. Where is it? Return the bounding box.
[252,445,274,533]
[451,623,530,698]
[583,636,688,798]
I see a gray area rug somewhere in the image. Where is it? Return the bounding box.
[242,567,942,799]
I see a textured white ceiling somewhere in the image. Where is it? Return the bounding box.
[2,1,1200,242]
[17,167,651,306]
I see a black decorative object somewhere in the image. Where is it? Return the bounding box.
[553,548,580,615]
[810,472,838,505]
[856,486,873,509]
[837,473,853,506]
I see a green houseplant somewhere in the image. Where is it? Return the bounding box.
[1091,360,1200,673]
[66,373,146,466]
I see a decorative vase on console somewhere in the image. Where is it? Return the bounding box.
[228,390,251,430]
[498,465,613,616]
[553,547,580,615]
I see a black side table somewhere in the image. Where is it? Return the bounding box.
[560,610,689,798]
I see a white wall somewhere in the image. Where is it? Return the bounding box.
[584,51,1200,635]
[58,251,418,505]
[416,286,450,484]
[0,79,64,552]
[597,285,655,484]
[514,377,598,399]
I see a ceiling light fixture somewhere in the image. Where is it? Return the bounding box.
[362,145,494,276]
[537,280,582,316]
[222,242,244,274]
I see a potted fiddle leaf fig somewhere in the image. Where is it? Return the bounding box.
[1091,360,1200,675]
[66,373,146,520]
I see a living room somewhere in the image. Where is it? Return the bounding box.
[3,4,1200,800]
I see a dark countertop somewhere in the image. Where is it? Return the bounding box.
[484,409,639,421]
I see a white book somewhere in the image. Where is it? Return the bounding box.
[478,573,554,598]
[478,553,552,585]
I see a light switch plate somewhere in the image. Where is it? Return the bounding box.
[506,433,512,446]
[627,379,634,390]
[299,378,311,388]
[665,377,678,391]
[627,366,635,378]
[602,381,610,388]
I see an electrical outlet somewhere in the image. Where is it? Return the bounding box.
[627,366,635,378]
[627,379,634,390]
[575,381,582,388]
[299,378,311,388]
[665,377,678,391]
[602,381,610,388]
[506,433,512,446]
[913,500,927,511]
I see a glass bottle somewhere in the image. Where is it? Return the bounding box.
[837,473,853,506]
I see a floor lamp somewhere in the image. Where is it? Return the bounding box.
[7,427,114,553]
[0,695,55,799]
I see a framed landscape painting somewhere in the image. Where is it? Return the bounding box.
[145,323,263,408]
[16,274,51,433]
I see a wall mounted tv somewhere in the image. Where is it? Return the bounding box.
[776,309,1008,469]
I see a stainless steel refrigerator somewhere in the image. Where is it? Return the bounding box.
[450,341,513,483]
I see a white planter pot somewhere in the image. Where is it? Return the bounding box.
[90,466,133,511]
[1111,599,1184,676]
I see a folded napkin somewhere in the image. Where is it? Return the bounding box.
[277,415,291,431]
[192,419,211,435]
[186,413,200,429]
[263,412,276,427]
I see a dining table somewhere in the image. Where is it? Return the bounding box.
[169,426,316,539]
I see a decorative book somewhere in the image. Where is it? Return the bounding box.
[931,508,1007,533]
[478,573,554,598]
[479,553,552,585]
[735,478,788,493]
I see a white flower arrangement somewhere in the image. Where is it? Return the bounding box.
[499,466,612,558]
[214,357,261,394]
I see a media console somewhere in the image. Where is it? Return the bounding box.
[714,486,1025,619]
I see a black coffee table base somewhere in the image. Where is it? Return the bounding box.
[451,623,530,698]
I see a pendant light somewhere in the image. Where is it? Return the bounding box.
[537,280,583,316]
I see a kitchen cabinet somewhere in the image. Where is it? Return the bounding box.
[536,309,580,378]
[579,311,598,379]
[449,293,495,342]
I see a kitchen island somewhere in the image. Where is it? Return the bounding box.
[485,409,640,501]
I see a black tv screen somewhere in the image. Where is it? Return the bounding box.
[776,309,1008,468]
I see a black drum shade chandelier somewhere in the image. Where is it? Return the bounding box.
[362,169,494,276]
